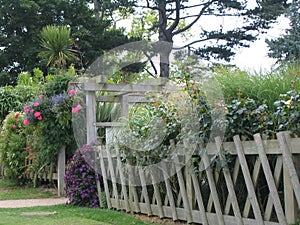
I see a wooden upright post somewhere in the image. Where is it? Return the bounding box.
[57,145,66,196]
[86,90,97,144]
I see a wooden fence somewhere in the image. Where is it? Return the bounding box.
[95,131,300,225]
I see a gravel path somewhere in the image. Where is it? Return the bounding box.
[0,198,68,208]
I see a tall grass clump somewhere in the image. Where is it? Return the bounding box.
[214,64,300,111]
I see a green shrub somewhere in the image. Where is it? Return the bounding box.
[0,112,28,184]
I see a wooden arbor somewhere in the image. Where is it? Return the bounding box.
[83,77,171,144]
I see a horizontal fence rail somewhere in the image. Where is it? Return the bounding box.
[95,131,300,225]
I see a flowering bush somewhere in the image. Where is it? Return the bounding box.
[65,144,99,208]
[23,89,82,176]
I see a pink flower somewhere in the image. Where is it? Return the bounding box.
[69,89,75,96]
[34,112,41,118]
[72,104,82,113]
[15,113,20,118]
[39,94,44,99]
[24,106,29,113]
[33,102,40,107]
[37,115,43,121]
[23,119,30,126]
[12,124,17,130]
[30,109,34,113]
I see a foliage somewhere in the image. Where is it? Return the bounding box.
[0,70,45,124]
[0,112,27,184]
[214,65,300,110]
[273,90,300,137]
[0,0,136,85]
[65,144,99,208]
[39,25,76,69]
[44,66,76,97]
[267,1,300,63]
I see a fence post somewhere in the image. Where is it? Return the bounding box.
[57,145,66,197]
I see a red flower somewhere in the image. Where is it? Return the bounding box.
[14,113,20,118]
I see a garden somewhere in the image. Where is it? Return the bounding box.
[1,61,300,224]
[1,1,300,224]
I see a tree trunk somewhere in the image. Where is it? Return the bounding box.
[158,0,173,78]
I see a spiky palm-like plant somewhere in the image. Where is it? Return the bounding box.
[39,25,76,69]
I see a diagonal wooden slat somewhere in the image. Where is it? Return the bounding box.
[202,147,225,225]
[99,146,112,209]
[191,171,209,225]
[233,135,265,225]
[277,132,300,207]
[215,136,244,225]
[254,134,287,225]
[162,161,178,221]
[150,168,164,218]
[106,147,120,210]
[243,157,261,218]
[174,156,193,223]
[264,155,283,221]
[116,149,130,212]
[139,167,153,216]
[224,157,240,214]
[127,165,140,213]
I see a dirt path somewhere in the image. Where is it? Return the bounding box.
[0,198,68,208]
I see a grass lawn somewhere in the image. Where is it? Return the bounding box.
[0,205,157,225]
[0,178,166,225]
[0,179,56,200]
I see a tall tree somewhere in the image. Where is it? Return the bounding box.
[132,0,290,77]
[0,0,136,85]
[266,0,300,63]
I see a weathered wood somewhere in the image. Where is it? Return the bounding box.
[202,148,225,225]
[264,156,282,221]
[233,135,265,225]
[216,137,243,225]
[162,161,178,221]
[277,132,300,224]
[106,147,120,210]
[191,171,209,225]
[57,145,65,197]
[174,156,193,223]
[243,157,261,217]
[95,122,124,127]
[127,165,140,213]
[83,82,165,92]
[99,146,112,209]
[86,90,97,144]
[150,169,165,218]
[116,150,130,212]
[254,134,287,225]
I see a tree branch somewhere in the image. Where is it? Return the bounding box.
[173,0,217,36]
[168,0,180,32]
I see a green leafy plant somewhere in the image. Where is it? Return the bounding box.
[0,112,27,184]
